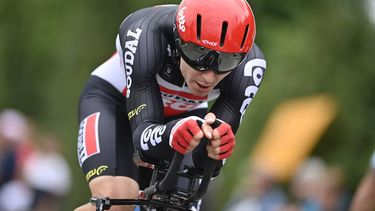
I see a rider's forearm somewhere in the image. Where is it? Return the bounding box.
[132,119,180,162]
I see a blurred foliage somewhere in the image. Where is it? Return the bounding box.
[1,0,375,210]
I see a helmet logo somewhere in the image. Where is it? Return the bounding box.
[202,40,218,47]
[178,6,187,32]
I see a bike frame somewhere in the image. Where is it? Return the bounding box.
[90,152,219,211]
[90,120,221,211]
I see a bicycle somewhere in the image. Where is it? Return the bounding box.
[90,121,221,211]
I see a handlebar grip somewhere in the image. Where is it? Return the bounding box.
[210,119,222,129]
[145,119,222,199]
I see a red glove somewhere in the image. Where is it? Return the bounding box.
[208,120,235,160]
[169,116,204,154]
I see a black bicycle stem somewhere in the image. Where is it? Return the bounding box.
[143,152,184,197]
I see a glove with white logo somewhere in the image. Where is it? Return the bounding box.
[169,116,204,154]
[207,119,235,160]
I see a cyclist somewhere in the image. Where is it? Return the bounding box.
[350,150,375,211]
[75,0,266,210]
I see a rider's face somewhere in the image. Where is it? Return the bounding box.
[180,58,230,97]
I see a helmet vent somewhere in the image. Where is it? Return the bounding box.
[220,21,228,47]
[196,14,202,41]
[241,25,249,48]
[240,25,249,49]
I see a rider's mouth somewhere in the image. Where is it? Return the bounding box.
[196,82,211,90]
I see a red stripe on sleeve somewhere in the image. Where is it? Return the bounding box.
[85,113,99,156]
[122,87,128,96]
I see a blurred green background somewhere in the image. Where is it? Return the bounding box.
[1,0,375,210]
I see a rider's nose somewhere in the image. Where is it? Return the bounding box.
[200,70,216,84]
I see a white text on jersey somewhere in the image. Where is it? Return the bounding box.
[239,59,266,123]
[124,28,142,98]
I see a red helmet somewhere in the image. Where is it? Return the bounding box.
[175,0,256,54]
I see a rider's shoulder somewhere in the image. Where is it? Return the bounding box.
[121,5,177,26]
[245,43,266,61]
[119,5,177,38]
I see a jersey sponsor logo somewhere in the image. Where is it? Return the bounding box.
[159,85,207,116]
[162,95,199,115]
[78,112,101,167]
[140,125,166,151]
[161,92,205,104]
[178,6,187,32]
[124,27,143,98]
[85,165,108,181]
[128,104,147,120]
[239,59,266,123]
